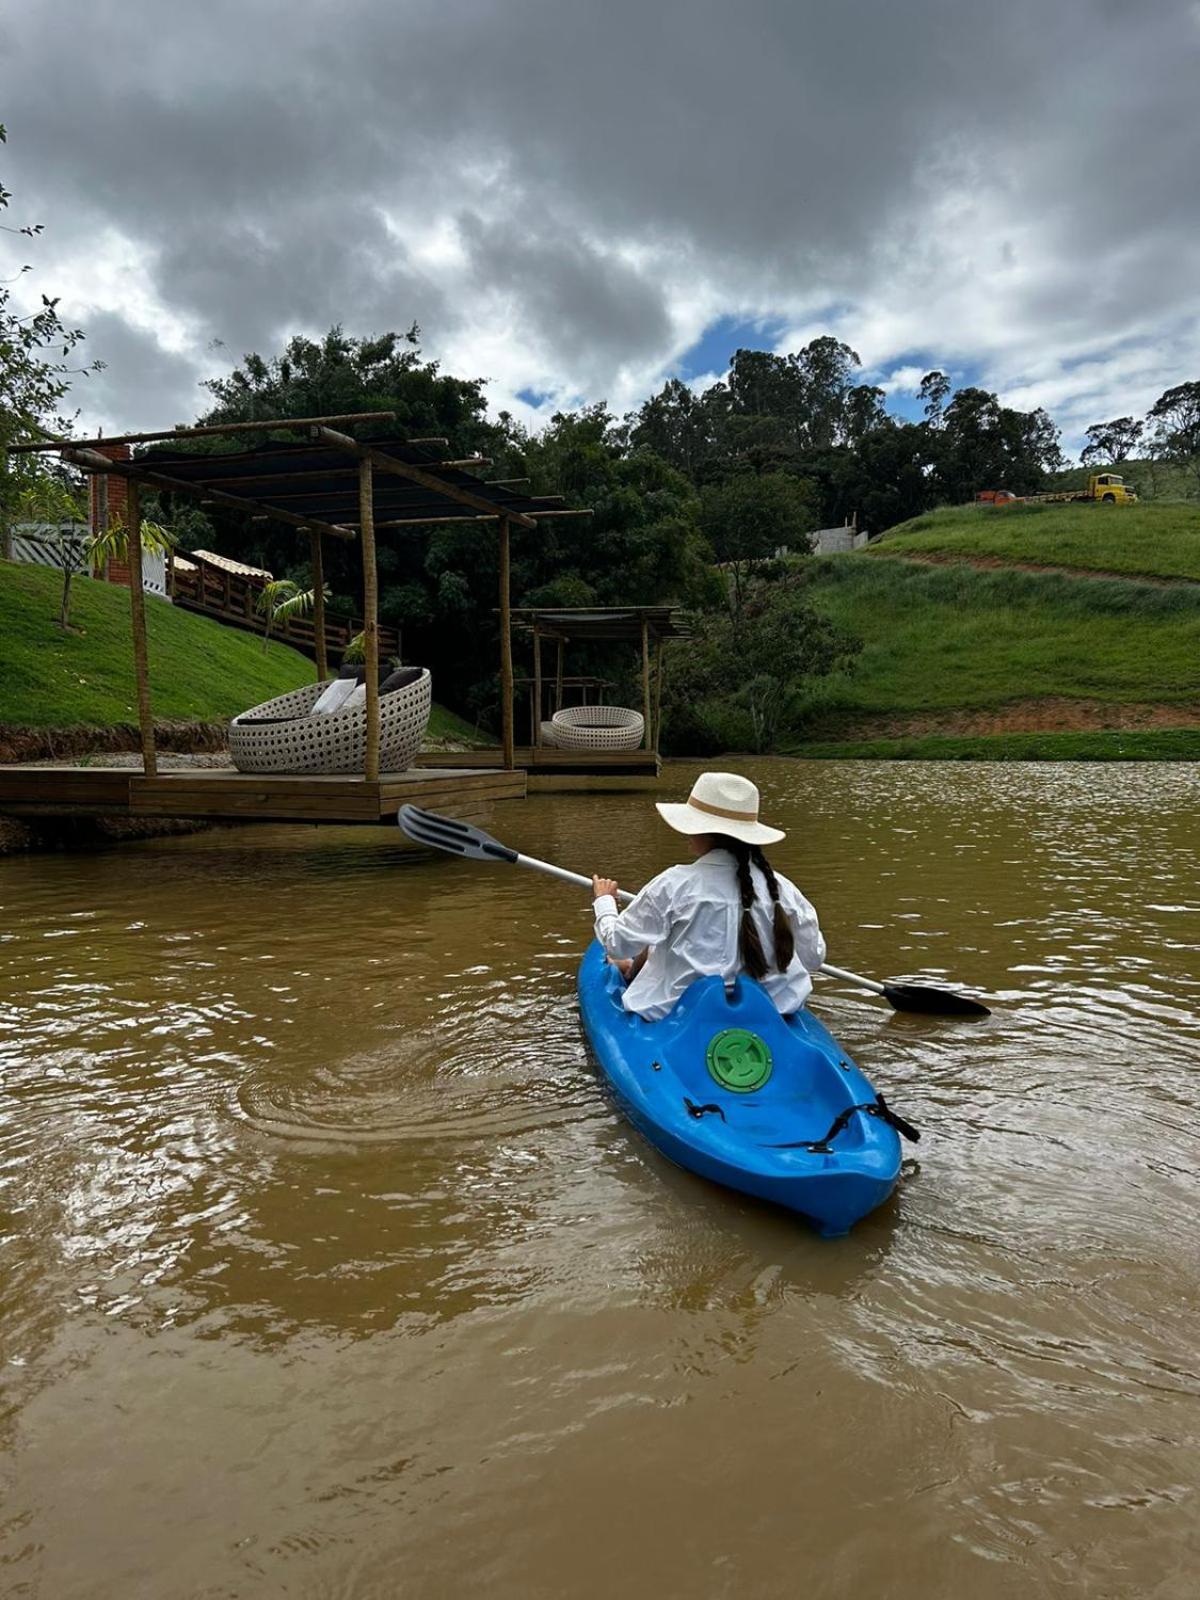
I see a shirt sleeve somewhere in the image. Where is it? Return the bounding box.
[593,874,674,959]
[780,879,827,974]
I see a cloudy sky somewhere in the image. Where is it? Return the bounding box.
[3,0,1198,453]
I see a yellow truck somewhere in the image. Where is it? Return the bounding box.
[1033,472,1139,505]
[977,474,1138,506]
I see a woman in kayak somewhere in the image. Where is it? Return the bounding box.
[591,770,825,1021]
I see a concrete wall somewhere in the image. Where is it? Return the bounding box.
[811,526,870,555]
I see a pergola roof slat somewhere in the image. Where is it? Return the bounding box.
[56,430,579,533]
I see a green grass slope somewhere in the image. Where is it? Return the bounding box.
[1,562,314,728]
[1,563,487,743]
[869,500,1200,582]
[791,558,1200,752]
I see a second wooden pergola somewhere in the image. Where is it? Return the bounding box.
[511,606,689,754]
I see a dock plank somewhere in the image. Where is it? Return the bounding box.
[1,764,526,825]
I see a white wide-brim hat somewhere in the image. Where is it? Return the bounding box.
[655,770,785,846]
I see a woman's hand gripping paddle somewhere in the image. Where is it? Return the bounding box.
[397,805,990,1018]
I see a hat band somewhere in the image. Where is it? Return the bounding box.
[689,795,760,825]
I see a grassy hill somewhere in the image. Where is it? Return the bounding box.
[0,562,484,744]
[787,513,1200,759]
[866,500,1200,582]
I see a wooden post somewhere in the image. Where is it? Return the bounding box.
[125,480,157,777]
[532,627,543,747]
[641,619,652,750]
[555,637,565,713]
[0,443,11,562]
[653,637,664,753]
[309,528,328,682]
[358,457,380,781]
[499,516,515,770]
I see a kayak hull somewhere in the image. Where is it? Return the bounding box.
[577,941,901,1237]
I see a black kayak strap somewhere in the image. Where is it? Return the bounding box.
[771,1093,920,1154]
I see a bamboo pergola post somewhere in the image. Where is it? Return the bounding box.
[555,638,565,713]
[309,528,328,682]
[499,516,515,770]
[532,627,543,747]
[358,458,380,782]
[653,637,664,753]
[0,443,11,562]
[125,480,157,777]
[641,620,652,750]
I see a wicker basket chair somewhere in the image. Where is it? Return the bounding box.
[229,668,432,775]
[549,703,645,753]
[538,721,560,748]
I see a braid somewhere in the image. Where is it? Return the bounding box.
[714,835,769,980]
[751,845,795,972]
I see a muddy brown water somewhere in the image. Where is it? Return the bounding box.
[2,759,1198,1599]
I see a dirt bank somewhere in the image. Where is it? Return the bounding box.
[827,697,1200,741]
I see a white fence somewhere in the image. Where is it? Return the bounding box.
[10,522,89,572]
[8,522,169,599]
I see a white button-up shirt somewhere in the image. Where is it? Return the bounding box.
[592,847,826,1021]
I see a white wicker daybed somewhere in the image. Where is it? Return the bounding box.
[229,668,432,775]
[549,703,645,752]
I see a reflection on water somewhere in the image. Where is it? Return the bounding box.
[2,761,1198,1598]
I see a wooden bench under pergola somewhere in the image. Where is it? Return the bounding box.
[8,412,588,780]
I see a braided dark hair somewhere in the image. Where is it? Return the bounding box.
[711,835,795,980]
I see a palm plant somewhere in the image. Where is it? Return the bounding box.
[255,578,328,651]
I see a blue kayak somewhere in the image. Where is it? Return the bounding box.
[577,941,911,1237]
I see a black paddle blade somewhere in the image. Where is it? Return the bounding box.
[397,804,519,865]
[881,982,991,1019]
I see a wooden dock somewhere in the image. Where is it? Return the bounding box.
[0,765,526,825]
[414,747,662,791]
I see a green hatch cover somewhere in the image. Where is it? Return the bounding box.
[706,1028,773,1093]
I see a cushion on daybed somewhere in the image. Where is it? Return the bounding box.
[312,677,359,715]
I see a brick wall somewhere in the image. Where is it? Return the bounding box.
[88,443,132,583]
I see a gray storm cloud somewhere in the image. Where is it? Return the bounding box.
[2,0,1197,442]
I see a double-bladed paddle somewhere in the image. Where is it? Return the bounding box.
[398,804,991,1019]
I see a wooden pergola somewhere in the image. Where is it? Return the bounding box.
[9,412,589,778]
[511,606,689,753]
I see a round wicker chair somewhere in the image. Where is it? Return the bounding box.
[549,703,645,752]
[538,721,560,748]
[229,669,432,775]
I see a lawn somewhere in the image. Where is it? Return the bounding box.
[869,500,1200,582]
[795,556,1200,726]
[0,562,488,742]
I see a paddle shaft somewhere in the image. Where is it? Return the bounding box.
[820,961,886,997]
[516,853,635,904]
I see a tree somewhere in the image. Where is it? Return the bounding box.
[1080,416,1144,468]
[699,472,820,618]
[199,325,507,458]
[931,387,1062,501]
[663,574,861,753]
[1146,382,1200,492]
[918,370,951,427]
[626,377,716,481]
[14,465,86,628]
[1,122,98,557]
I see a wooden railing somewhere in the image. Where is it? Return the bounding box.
[170,551,399,661]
